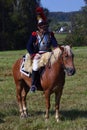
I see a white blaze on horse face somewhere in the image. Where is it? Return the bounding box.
[63,45,75,76]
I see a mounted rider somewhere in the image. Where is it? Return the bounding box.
[27,7,58,92]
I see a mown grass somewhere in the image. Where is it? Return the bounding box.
[0,46,87,130]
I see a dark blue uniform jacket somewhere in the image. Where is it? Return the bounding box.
[27,31,58,56]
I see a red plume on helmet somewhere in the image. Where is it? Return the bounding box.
[36,7,47,26]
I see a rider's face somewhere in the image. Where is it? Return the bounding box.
[38,25,48,33]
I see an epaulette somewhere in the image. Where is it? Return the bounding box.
[32,31,37,36]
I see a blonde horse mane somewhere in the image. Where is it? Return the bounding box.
[23,47,62,73]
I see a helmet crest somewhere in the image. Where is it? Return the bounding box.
[36,7,47,26]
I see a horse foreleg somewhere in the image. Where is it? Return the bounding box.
[55,88,63,122]
[44,90,50,121]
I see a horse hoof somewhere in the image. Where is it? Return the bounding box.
[24,114,28,118]
[45,118,49,123]
[20,115,25,119]
[20,113,28,119]
[56,118,59,122]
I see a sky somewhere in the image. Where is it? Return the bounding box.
[41,0,85,12]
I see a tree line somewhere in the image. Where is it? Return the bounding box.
[0,0,40,51]
[48,11,79,32]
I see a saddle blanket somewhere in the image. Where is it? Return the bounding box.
[20,54,32,77]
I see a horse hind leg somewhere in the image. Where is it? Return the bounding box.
[20,80,29,118]
[16,81,24,118]
[21,82,29,118]
[16,80,29,118]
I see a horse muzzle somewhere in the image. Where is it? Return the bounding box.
[65,67,76,76]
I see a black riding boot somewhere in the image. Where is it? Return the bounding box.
[30,70,38,92]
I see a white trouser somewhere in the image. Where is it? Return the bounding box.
[32,53,41,71]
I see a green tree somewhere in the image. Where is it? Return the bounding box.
[11,0,39,50]
[0,0,14,50]
[65,0,87,46]
[0,0,40,50]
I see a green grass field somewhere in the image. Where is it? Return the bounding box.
[0,46,87,130]
[55,33,67,44]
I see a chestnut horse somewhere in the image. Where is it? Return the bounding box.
[12,45,75,122]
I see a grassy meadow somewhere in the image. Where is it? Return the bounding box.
[55,33,67,44]
[0,36,87,129]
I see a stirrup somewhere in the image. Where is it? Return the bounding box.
[30,85,37,92]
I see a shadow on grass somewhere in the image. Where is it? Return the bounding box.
[0,109,19,124]
[0,119,5,123]
[60,109,87,121]
[0,109,87,122]
[0,79,5,82]
[33,109,87,121]
[0,112,5,123]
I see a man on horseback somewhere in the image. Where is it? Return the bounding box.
[27,7,58,92]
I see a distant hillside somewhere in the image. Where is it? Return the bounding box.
[48,11,80,22]
[48,11,81,31]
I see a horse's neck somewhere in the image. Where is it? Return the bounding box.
[52,57,63,71]
[40,49,64,89]
[41,58,63,88]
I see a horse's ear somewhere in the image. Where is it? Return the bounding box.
[58,45,64,51]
